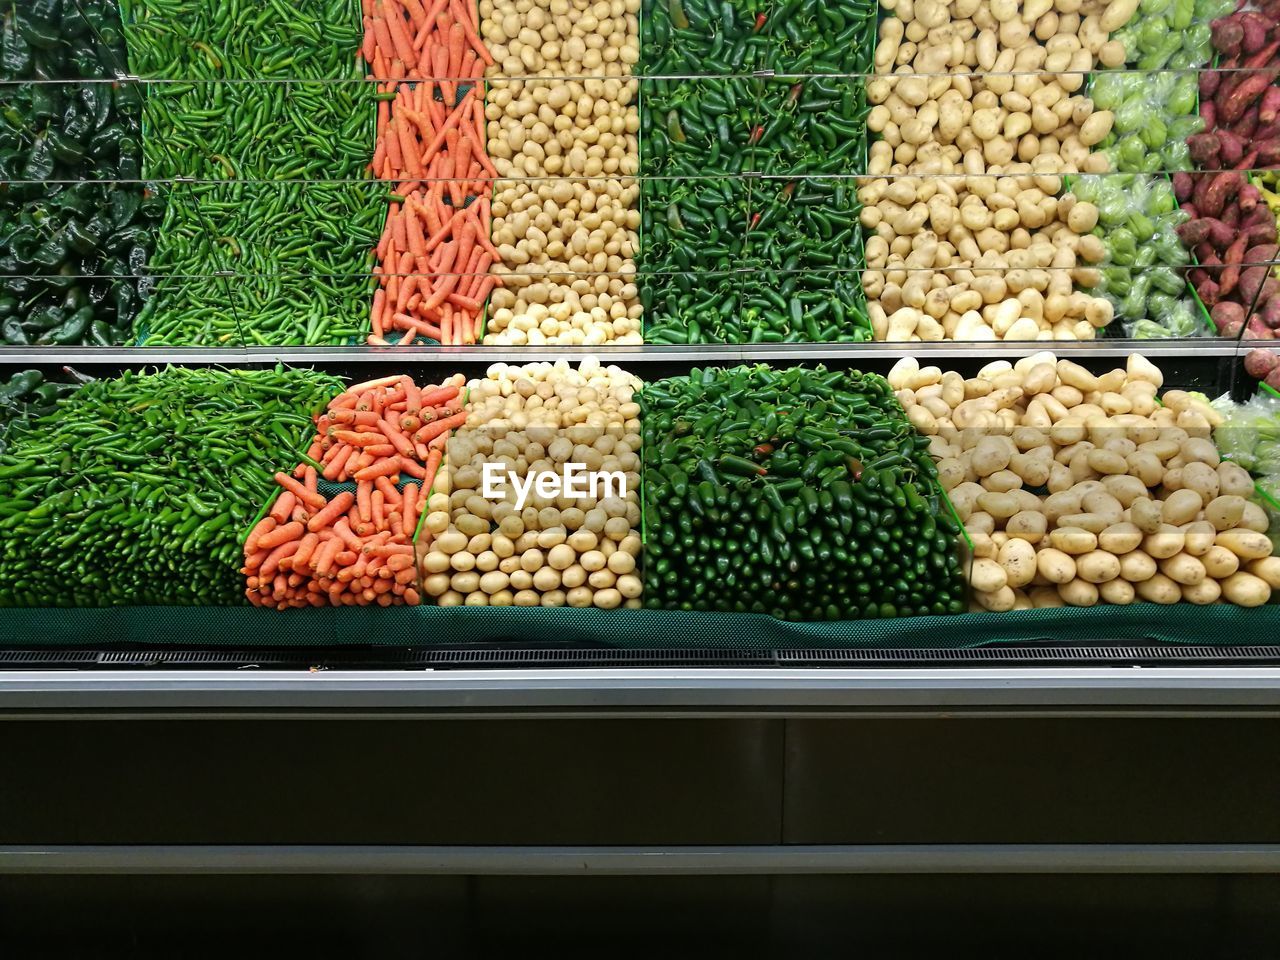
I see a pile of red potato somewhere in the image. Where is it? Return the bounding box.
[1177,5,1280,339]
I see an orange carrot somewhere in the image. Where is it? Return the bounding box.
[245,517,278,554]
[354,457,403,482]
[421,438,446,494]
[303,465,318,494]
[261,540,302,579]
[452,0,493,63]
[293,532,322,569]
[306,491,357,533]
[258,521,305,550]
[382,0,417,64]
[313,537,343,577]
[372,16,395,59]
[357,480,374,523]
[416,411,466,443]
[384,117,405,172]
[374,475,404,506]
[377,416,417,457]
[323,444,354,482]
[270,491,297,523]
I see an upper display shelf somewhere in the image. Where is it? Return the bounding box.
[2,0,1280,350]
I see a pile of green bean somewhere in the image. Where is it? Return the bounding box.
[642,365,967,620]
[122,0,379,345]
[639,0,876,343]
[0,366,343,607]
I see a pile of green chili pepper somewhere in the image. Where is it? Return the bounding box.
[0,0,158,346]
[641,365,967,620]
[122,0,379,346]
[638,0,876,343]
[0,365,342,607]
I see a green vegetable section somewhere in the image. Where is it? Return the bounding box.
[0,366,342,606]
[638,0,874,343]
[1,0,157,347]
[122,0,380,346]
[641,364,967,619]
[1073,174,1204,338]
[1095,0,1228,174]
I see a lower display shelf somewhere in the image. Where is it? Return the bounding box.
[3,602,1280,650]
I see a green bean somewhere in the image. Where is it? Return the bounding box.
[0,366,343,607]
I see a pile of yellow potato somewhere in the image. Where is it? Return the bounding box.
[861,0,1135,341]
[891,353,1280,609]
[481,0,644,346]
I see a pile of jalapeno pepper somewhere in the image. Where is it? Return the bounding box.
[0,0,158,346]
[642,365,968,620]
[123,0,380,346]
[0,365,342,607]
[639,0,876,343]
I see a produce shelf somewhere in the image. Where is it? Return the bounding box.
[2,662,1280,714]
[0,339,1253,367]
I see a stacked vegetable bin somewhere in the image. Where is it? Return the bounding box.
[2,0,1280,644]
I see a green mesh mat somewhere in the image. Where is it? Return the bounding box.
[1,604,1278,650]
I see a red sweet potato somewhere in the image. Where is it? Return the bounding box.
[1242,12,1273,52]
[1222,204,1242,229]
[1220,73,1272,124]
[1246,244,1280,266]
[1258,138,1280,164]
[1244,348,1280,377]
[1201,99,1217,128]
[1218,129,1247,166]
[1262,278,1280,302]
[1179,217,1235,248]
[1211,16,1245,55]
[1244,40,1280,69]
[1239,265,1271,304]
[1214,301,1247,330]
[1173,171,1194,202]
[1200,69,1222,99]
[1261,86,1280,124]
[1221,318,1246,338]
[1246,317,1273,339]
[1190,267,1210,287]
[1267,367,1280,388]
[1199,171,1245,217]
[1198,278,1222,306]
[1238,181,1261,212]
[1220,235,1251,295]
[1188,133,1222,166]
[1241,220,1278,247]
[1262,298,1280,330]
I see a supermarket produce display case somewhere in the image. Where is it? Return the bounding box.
[5,0,1280,950]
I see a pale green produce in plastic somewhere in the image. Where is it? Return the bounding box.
[1072,175,1202,338]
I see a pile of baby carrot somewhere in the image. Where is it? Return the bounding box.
[242,373,466,609]
[362,0,500,345]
